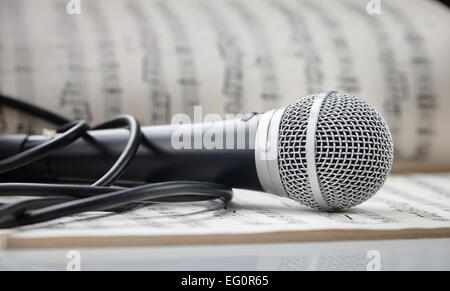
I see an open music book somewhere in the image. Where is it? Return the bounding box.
[0,0,449,247]
[0,173,449,249]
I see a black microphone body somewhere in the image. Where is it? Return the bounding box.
[0,115,264,191]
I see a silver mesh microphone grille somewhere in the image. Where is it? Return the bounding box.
[277,92,394,210]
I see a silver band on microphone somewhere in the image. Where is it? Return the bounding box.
[254,107,287,198]
[306,91,335,210]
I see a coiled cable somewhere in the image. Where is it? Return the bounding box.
[0,93,233,228]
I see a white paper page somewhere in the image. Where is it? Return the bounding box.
[0,0,449,172]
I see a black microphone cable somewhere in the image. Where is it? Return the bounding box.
[0,93,233,228]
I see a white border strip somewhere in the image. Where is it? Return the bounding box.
[306,91,334,210]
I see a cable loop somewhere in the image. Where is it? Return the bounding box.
[0,93,232,228]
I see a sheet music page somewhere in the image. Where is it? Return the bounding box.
[0,173,449,248]
[0,0,449,172]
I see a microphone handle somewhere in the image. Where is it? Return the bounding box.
[0,114,264,191]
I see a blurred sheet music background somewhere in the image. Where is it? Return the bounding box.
[0,0,449,173]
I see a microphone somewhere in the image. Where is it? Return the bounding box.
[0,91,394,211]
